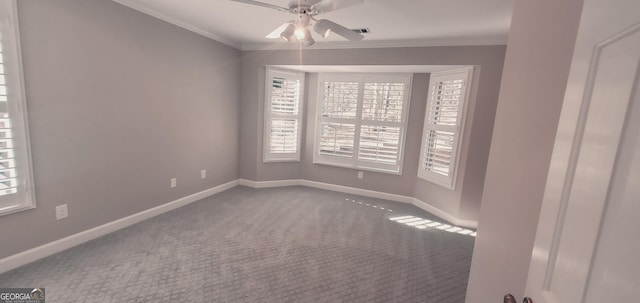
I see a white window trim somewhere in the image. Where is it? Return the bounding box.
[313,73,413,175]
[0,0,36,216]
[417,67,475,189]
[262,67,305,163]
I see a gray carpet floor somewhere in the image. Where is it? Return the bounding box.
[0,186,475,302]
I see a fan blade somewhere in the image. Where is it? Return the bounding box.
[265,22,295,39]
[228,0,290,13]
[312,0,363,13]
[315,19,364,41]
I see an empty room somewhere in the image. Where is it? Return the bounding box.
[0,0,638,302]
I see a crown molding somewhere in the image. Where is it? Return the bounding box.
[240,36,508,51]
[112,0,241,49]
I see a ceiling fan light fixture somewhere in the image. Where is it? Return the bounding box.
[232,0,366,46]
[303,28,315,46]
[313,20,332,38]
[294,27,306,40]
[280,23,296,42]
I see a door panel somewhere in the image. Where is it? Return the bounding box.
[582,61,640,303]
[525,0,640,301]
[549,27,640,303]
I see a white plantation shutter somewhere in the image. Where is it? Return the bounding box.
[0,115,17,197]
[359,80,407,169]
[322,81,359,119]
[0,20,18,201]
[319,122,355,158]
[318,78,359,164]
[315,73,411,173]
[263,68,304,162]
[424,130,455,176]
[361,82,406,122]
[269,119,298,153]
[0,0,36,216]
[418,68,474,189]
[358,125,401,164]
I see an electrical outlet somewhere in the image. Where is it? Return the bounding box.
[357,171,364,179]
[170,178,177,188]
[201,170,207,179]
[55,204,68,220]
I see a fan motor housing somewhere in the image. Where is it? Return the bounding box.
[289,0,321,15]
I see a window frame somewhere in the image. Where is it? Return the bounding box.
[262,67,305,163]
[417,67,475,189]
[0,0,36,216]
[313,72,413,175]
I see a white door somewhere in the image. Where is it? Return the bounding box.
[524,0,640,302]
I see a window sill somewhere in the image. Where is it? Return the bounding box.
[416,172,456,190]
[263,158,301,164]
[313,160,403,176]
[0,203,36,217]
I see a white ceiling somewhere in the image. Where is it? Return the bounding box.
[113,0,513,50]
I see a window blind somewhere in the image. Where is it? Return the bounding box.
[322,81,359,119]
[269,119,298,154]
[0,45,17,197]
[270,77,299,115]
[358,125,401,164]
[315,74,412,173]
[424,130,455,176]
[0,0,37,216]
[418,68,474,189]
[319,122,355,157]
[263,68,304,162]
[362,82,406,122]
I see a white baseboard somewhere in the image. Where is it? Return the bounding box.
[0,179,239,275]
[301,180,414,204]
[238,178,303,188]
[239,178,413,204]
[412,198,478,229]
[239,178,476,228]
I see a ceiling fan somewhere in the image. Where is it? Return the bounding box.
[229,0,365,46]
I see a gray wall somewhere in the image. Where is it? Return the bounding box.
[240,46,505,221]
[0,0,241,260]
[465,0,584,300]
